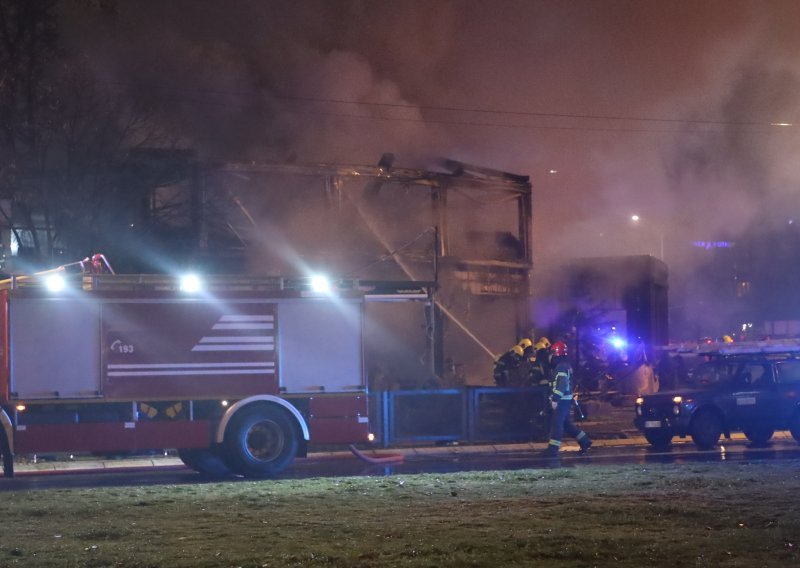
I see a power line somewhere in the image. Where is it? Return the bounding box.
[102,81,793,134]
[272,93,780,127]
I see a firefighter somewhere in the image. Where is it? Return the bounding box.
[493,344,524,387]
[542,341,592,457]
[518,338,534,359]
[530,337,552,386]
[517,338,535,386]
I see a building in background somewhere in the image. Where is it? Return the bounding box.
[533,255,668,362]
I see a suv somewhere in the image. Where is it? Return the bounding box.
[634,353,800,449]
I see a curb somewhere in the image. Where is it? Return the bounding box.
[13,431,793,475]
[11,435,646,475]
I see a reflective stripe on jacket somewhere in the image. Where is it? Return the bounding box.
[550,360,574,401]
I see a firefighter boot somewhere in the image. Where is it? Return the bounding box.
[540,444,560,458]
[578,436,593,455]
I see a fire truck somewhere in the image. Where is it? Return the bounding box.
[0,256,428,478]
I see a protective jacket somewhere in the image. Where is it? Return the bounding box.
[550,359,575,402]
[493,350,522,387]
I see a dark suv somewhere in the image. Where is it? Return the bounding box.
[634,353,800,449]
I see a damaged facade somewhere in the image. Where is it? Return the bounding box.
[46,153,532,388]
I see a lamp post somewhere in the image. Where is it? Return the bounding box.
[630,214,664,260]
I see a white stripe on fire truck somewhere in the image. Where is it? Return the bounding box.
[109,362,270,369]
[107,368,274,377]
[107,361,275,377]
[198,336,274,343]
[212,323,274,330]
[192,345,274,351]
[219,315,274,321]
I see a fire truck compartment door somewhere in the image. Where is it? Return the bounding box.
[278,299,364,393]
[9,298,102,399]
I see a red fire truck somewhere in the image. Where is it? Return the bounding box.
[0,258,428,478]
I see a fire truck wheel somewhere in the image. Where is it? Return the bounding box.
[223,405,298,478]
[177,448,232,477]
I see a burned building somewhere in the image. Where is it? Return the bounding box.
[127,155,533,387]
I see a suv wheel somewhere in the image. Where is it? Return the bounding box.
[644,430,673,448]
[743,427,774,446]
[691,410,722,449]
[790,412,800,443]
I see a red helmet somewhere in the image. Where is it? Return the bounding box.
[551,341,568,357]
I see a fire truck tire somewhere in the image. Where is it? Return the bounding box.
[690,410,722,449]
[222,405,298,478]
[178,448,232,477]
[0,430,13,478]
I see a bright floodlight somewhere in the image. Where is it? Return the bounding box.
[45,273,66,292]
[310,274,331,293]
[180,274,202,293]
[631,214,640,222]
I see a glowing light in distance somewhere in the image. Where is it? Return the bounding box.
[631,214,640,222]
[367,433,375,442]
[310,274,331,293]
[15,404,26,412]
[180,274,202,293]
[45,274,66,292]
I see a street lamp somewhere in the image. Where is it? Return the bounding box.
[630,214,664,260]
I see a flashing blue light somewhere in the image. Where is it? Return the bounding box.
[609,336,627,350]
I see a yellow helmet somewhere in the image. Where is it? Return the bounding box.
[722,335,734,343]
[518,338,533,350]
[512,345,524,356]
[535,337,551,350]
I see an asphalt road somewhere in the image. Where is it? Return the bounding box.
[3,436,800,491]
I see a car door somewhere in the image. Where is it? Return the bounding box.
[730,360,778,428]
[773,360,800,425]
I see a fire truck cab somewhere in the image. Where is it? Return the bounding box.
[0,264,406,478]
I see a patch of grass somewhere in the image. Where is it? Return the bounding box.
[1,460,800,566]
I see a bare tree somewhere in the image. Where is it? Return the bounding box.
[0,0,175,268]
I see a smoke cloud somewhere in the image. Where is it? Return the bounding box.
[57,0,800,339]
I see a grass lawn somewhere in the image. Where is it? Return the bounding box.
[1,459,799,567]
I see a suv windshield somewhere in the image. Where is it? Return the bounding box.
[689,357,773,388]
[690,360,738,387]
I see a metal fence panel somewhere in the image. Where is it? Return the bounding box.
[370,387,550,447]
[469,387,549,442]
[383,389,466,445]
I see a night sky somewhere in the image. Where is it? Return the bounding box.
[58,0,800,336]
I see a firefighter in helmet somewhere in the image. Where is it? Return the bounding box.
[518,338,534,358]
[517,338,536,386]
[542,341,592,457]
[530,337,552,386]
[493,343,525,387]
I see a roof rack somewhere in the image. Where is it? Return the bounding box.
[691,339,800,356]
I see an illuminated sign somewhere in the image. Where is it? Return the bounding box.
[692,241,734,250]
